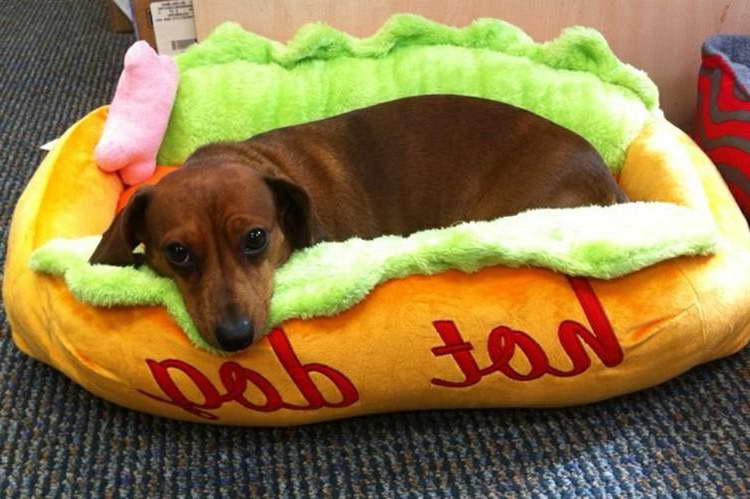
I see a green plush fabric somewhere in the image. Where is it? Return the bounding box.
[31,202,717,353]
[158,14,659,170]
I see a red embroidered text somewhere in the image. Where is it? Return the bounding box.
[430,277,624,386]
[138,329,359,420]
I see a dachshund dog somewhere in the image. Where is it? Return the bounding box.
[90,95,627,352]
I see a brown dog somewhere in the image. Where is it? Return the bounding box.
[90,95,627,352]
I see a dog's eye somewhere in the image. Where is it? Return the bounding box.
[165,243,193,267]
[243,228,268,255]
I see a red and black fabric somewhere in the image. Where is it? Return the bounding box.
[694,35,750,219]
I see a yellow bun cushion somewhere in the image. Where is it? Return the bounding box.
[5,107,750,426]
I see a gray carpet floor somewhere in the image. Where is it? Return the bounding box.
[1,1,749,497]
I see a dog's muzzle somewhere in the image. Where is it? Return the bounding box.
[215,309,254,352]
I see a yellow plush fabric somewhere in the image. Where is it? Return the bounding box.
[4,108,750,426]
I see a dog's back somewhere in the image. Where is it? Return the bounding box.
[231,95,626,240]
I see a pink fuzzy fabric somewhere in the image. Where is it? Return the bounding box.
[95,41,178,185]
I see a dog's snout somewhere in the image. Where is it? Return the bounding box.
[215,310,254,352]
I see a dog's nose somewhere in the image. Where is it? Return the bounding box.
[215,315,254,352]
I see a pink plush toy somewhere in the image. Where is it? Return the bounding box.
[95,41,179,185]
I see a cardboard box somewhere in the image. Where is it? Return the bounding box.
[131,0,197,55]
[131,0,157,48]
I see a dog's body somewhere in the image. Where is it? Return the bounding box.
[91,95,627,352]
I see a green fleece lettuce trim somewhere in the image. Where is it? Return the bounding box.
[158,14,659,170]
[31,202,716,353]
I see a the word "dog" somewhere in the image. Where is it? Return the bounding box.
[138,331,359,420]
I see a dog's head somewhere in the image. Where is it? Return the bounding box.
[90,146,318,352]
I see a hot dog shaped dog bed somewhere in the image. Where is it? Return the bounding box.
[4,15,750,426]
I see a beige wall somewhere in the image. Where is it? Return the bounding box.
[194,0,750,128]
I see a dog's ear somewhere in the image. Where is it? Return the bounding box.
[265,176,319,250]
[89,186,152,266]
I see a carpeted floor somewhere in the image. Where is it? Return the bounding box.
[1,1,749,497]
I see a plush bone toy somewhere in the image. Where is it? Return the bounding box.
[95,41,179,185]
